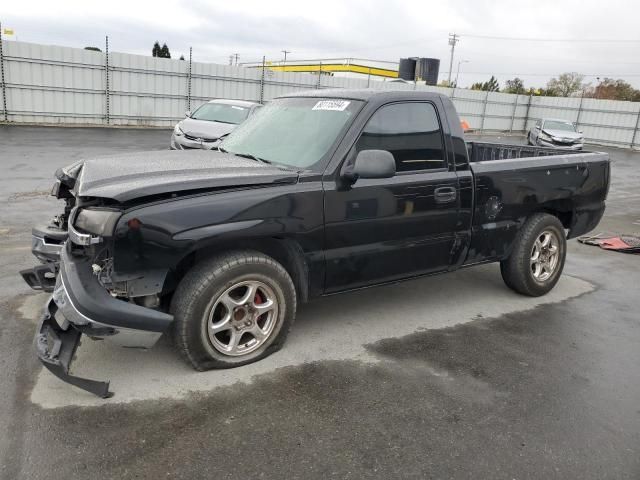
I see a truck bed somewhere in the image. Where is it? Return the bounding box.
[462,142,610,266]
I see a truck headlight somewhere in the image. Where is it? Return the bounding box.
[173,123,184,136]
[75,208,121,237]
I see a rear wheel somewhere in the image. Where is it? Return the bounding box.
[500,214,566,296]
[171,251,296,370]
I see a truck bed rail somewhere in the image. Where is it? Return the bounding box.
[467,142,583,163]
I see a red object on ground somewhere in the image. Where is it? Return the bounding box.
[578,233,640,254]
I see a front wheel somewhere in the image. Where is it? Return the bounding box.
[171,251,297,370]
[500,213,567,297]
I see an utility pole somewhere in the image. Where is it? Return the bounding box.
[234,53,239,66]
[447,33,459,86]
[281,50,290,67]
[229,55,234,66]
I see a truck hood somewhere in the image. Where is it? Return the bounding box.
[542,129,583,140]
[58,150,298,202]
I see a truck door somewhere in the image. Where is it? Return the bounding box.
[323,101,460,292]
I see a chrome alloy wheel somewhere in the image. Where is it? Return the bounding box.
[530,230,560,282]
[207,280,278,356]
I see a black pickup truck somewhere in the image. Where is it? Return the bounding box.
[21,89,610,397]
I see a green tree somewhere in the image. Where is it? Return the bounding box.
[503,77,526,94]
[152,41,161,57]
[471,76,500,92]
[546,72,586,97]
[160,43,171,58]
[84,46,102,52]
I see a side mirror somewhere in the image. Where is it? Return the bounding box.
[185,110,191,118]
[345,150,396,182]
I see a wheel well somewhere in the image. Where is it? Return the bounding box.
[171,238,310,303]
[540,205,573,230]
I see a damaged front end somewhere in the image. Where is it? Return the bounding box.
[23,169,174,397]
[34,244,173,397]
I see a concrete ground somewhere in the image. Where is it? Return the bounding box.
[0,126,639,479]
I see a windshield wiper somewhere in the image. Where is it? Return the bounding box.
[232,152,272,165]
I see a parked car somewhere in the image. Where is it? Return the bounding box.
[170,99,262,150]
[21,89,610,397]
[528,118,584,150]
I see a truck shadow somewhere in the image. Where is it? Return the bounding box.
[27,263,594,408]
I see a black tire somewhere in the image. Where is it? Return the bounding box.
[500,213,567,297]
[171,250,296,370]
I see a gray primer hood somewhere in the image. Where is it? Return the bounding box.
[74,150,298,202]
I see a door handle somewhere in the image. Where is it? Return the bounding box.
[434,186,457,204]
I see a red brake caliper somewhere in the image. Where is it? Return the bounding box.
[253,291,264,325]
[254,291,263,304]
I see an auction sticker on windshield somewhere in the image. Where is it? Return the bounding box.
[312,100,351,111]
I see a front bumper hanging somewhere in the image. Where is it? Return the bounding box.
[37,299,113,398]
[31,246,173,398]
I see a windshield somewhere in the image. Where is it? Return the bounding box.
[219,97,362,169]
[190,103,250,124]
[544,120,576,132]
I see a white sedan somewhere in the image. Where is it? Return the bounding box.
[528,118,584,150]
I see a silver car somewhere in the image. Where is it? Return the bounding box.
[528,118,584,150]
[170,99,262,150]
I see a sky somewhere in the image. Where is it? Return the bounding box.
[2,0,640,89]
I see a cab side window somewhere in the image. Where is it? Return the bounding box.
[355,102,446,172]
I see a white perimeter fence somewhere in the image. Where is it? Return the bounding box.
[1,40,640,149]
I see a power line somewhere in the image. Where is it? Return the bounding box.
[461,33,640,43]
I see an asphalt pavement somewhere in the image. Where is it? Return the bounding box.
[0,126,638,479]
